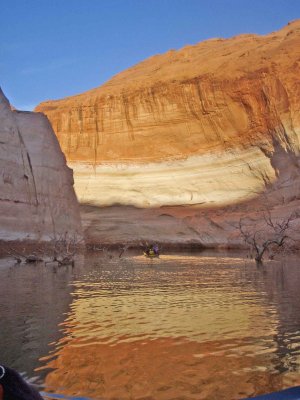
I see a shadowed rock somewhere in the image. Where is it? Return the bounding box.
[0,88,82,242]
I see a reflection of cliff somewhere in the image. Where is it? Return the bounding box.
[253,260,300,375]
[0,260,80,376]
[40,255,292,400]
[0,88,81,241]
[43,337,283,400]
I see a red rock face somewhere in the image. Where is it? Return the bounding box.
[35,21,300,247]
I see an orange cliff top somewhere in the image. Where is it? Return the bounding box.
[36,19,300,110]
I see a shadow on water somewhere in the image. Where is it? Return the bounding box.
[1,251,300,399]
[250,259,300,375]
[0,255,85,379]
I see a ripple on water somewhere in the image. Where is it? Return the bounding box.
[2,253,300,399]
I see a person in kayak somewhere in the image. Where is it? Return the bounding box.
[153,244,159,256]
[144,244,159,257]
[0,365,43,400]
[148,246,155,256]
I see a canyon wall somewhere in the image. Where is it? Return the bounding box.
[36,21,300,246]
[0,88,82,242]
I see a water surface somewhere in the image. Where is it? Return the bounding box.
[1,252,300,399]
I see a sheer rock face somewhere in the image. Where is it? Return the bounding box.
[36,21,300,246]
[0,88,82,241]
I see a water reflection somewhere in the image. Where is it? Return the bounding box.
[252,261,300,376]
[1,253,300,399]
[0,256,83,378]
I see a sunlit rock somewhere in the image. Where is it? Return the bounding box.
[36,21,300,246]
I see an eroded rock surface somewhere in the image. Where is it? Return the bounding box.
[36,21,300,246]
[0,88,82,241]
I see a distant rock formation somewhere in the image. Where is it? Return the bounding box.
[0,88,82,242]
[36,21,300,247]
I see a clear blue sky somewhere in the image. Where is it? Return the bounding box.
[1,0,300,110]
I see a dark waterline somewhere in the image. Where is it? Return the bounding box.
[1,251,300,399]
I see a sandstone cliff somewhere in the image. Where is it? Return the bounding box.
[35,21,300,247]
[0,88,82,241]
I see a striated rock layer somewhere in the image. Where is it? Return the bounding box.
[0,88,82,241]
[36,21,300,246]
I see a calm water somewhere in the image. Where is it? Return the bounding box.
[1,252,300,399]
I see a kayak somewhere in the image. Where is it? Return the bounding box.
[143,252,159,258]
[241,386,300,399]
